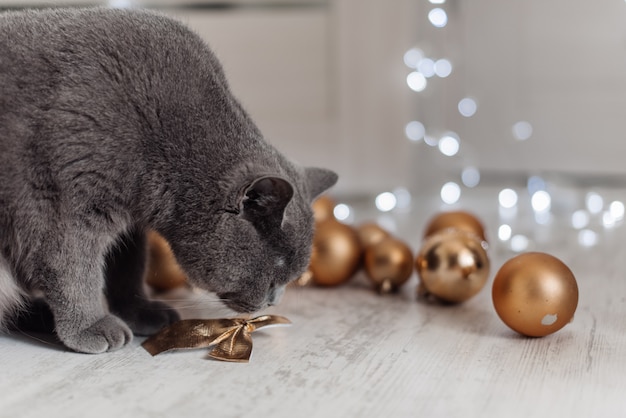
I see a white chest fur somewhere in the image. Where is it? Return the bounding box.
[0,254,25,330]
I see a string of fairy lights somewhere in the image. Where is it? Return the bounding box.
[404,0,493,207]
[333,0,625,252]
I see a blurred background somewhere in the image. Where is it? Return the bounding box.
[3,0,626,245]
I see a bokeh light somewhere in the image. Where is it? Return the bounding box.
[512,121,533,141]
[571,210,590,229]
[440,182,461,204]
[417,58,436,78]
[108,0,133,7]
[405,121,425,141]
[531,190,551,212]
[438,134,460,156]
[393,187,412,210]
[534,210,552,226]
[403,48,424,69]
[578,229,598,247]
[527,176,546,195]
[610,200,625,221]
[510,235,530,252]
[375,192,397,212]
[602,201,625,228]
[461,167,481,188]
[458,98,477,117]
[424,135,438,147]
[498,224,512,241]
[434,59,452,78]
[333,204,352,222]
[498,188,518,208]
[603,211,617,229]
[407,72,427,92]
[586,192,604,214]
[428,8,448,28]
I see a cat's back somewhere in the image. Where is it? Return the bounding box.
[0,7,224,150]
[0,8,211,87]
[0,7,228,197]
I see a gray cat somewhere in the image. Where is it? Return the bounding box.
[0,8,336,353]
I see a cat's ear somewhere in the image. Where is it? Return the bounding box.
[241,176,294,229]
[305,167,338,201]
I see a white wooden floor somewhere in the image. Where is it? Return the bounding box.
[2,183,626,418]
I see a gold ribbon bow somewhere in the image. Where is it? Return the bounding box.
[141,315,291,362]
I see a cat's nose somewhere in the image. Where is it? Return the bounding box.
[267,285,286,306]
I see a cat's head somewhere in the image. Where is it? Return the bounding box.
[170,164,337,313]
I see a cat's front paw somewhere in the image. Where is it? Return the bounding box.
[113,300,180,336]
[61,314,133,354]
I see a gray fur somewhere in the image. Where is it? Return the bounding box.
[0,8,337,353]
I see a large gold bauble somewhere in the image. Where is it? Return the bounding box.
[423,210,487,242]
[356,222,391,248]
[492,252,578,337]
[145,230,188,291]
[312,195,336,223]
[309,219,362,286]
[415,230,490,303]
[364,237,413,293]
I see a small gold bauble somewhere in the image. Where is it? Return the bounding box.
[415,230,490,303]
[145,230,188,291]
[312,195,336,223]
[309,219,362,286]
[492,252,578,337]
[364,237,413,293]
[356,222,391,248]
[423,210,487,242]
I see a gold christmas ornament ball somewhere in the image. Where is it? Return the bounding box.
[423,210,487,242]
[146,230,188,291]
[492,252,578,337]
[309,219,362,286]
[364,237,414,293]
[415,230,490,303]
[312,195,336,223]
[356,222,391,248]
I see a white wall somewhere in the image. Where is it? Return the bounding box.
[429,0,626,178]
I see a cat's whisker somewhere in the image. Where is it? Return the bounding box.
[152,297,232,305]
[16,329,59,348]
[145,293,242,317]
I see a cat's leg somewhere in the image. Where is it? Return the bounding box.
[105,227,179,336]
[40,233,133,353]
